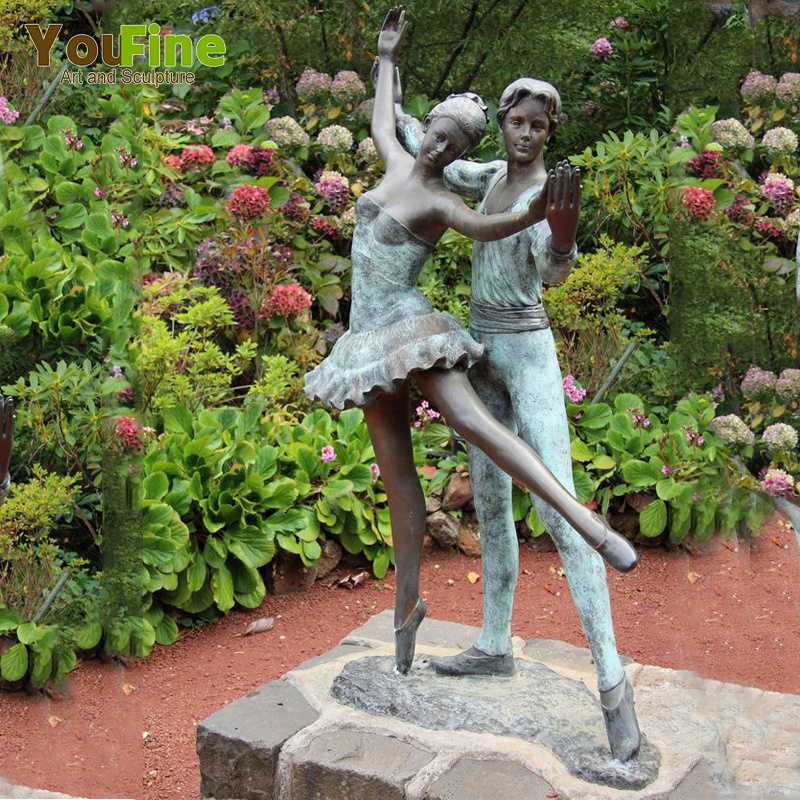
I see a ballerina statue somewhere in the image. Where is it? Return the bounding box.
[305,7,636,682]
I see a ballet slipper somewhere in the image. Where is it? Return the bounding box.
[394,598,426,674]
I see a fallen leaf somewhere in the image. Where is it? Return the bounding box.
[770,536,785,548]
[712,586,722,596]
[48,715,63,728]
[522,569,531,575]
[721,539,736,551]
[687,571,702,584]
[763,584,772,594]
[542,583,557,595]
[122,683,136,696]
[337,571,368,590]
[142,731,149,740]
[447,578,455,586]
[467,571,480,584]
[244,617,274,637]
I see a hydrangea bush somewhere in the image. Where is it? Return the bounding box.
[710,366,800,503]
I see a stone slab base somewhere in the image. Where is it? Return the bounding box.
[197,611,800,800]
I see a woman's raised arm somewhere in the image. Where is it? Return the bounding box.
[371,7,408,165]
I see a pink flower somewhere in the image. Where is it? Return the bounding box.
[684,427,705,447]
[590,37,613,62]
[226,184,271,221]
[754,217,786,241]
[629,407,651,429]
[310,215,339,237]
[111,211,130,229]
[315,170,350,213]
[0,96,19,125]
[321,445,336,463]
[661,465,671,476]
[163,154,182,170]
[760,173,796,216]
[243,147,278,177]
[609,16,630,30]
[118,149,137,168]
[226,143,254,167]
[94,186,104,197]
[681,186,716,220]
[413,400,441,428]
[725,193,754,225]
[179,145,216,171]
[260,283,312,319]
[115,416,143,451]
[370,463,380,481]
[760,468,796,497]
[563,374,587,403]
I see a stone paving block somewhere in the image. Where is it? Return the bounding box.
[289,729,434,800]
[343,609,481,651]
[293,642,371,671]
[197,679,318,800]
[423,757,555,799]
[0,779,76,799]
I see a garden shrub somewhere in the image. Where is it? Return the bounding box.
[510,383,773,542]
[670,74,800,393]
[545,235,646,394]
[0,468,103,688]
[712,365,800,501]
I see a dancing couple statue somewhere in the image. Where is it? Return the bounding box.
[304,6,641,761]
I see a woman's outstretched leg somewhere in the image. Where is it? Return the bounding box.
[415,368,636,573]
[363,385,427,673]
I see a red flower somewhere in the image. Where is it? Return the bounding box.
[681,186,716,221]
[226,184,271,222]
[179,145,216,171]
[261,282,312,319]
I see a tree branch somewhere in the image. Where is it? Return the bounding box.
[430,0,482,99]
[460,0,527,90]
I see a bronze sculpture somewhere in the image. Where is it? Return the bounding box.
[304,7,635,685]
[393,74,641,761]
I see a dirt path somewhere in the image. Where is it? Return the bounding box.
[0,515,798,800]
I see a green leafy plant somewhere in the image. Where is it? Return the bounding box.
[545,236,646,394]
[0,468,101,687]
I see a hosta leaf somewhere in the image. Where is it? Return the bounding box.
[143,471,169,501]
[29,646,53,687]
[639,498,667,538]
[262,477,299,509]
[570,439,594,462]
[299,539,322,564]
[211,562,235,612]
[322,479,354,499]
[621,459,660,488]
[225,526,275,568]
[571,469,595,504]
[73,622,103,651]
[153,614,179,646]
[0,643,28,682]
[372,546,392,580]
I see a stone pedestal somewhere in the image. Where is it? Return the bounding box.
[197,611,800,800]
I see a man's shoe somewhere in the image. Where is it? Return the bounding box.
[430,645,515,676]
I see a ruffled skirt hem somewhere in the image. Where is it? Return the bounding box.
[304,313,484,409]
